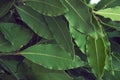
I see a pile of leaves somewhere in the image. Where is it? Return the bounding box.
[0,0,120,80]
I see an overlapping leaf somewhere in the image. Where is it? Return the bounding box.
[45,17,75,58]
[93,35,120,80]
[0,0,14,18]
[0,12,16,22]
[86,36,107,80]
[0,0,115,79]
[0,23,33,52]
[100,20,120,31]
[61,0,110,79]
[20,59,73,80]
[94,6,120,21]
[95,0,120,10]
[69,25,86,54]
[0,58,21,79]
[103,70,120,80]
[108,30,120,38]
[16,5,52,39]
[60,0,94,34]
[22,0,68,16]
[20,44,85,70]
[111,41,120,53]
[110,41,120,71]
[112,52,120,71]
[86,15,110,79]
[104,54,113,72]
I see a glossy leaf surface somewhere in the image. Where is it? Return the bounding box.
[23,0,68,16]
[0,23,33,52]
[86,16,110,80]
[16,5,52,39]
[94,6,120,21]
[20,59,73,80]
[86,36,107,80]
[69,25,86,54]
[20,44,85,70]
[61,0,94,34]
[45,17,75,58]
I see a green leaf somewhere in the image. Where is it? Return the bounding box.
[104,54,113,74]
[0,58,21,80]
[23,0,68,16]
[109,42,120,72]
[86,15,110,80]
[86,36,107,80]
[103,70,120,80]
[111,41,120,54]
[100,20,120,31]
[94,6,120,21]
[84,0,90,4]
[60,0,94,34]
[95,0,120,10]
[20,59,73,80]
[0,0,14,18]
[20,44,85,70]
[112,52,120,71]
[45,17,75,58]
[108,30,120,38]
[69,25,87,54]
[16,5,52,39]
[0,23,33,52]
[61,0,110,79]
[107,21,120,31]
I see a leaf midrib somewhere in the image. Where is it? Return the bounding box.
[22,52,74,61]
[64,0,87,24]
[52,18,73,54]
[16,6,45,25]
[95,11,120,16]
[94,38,100,77]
